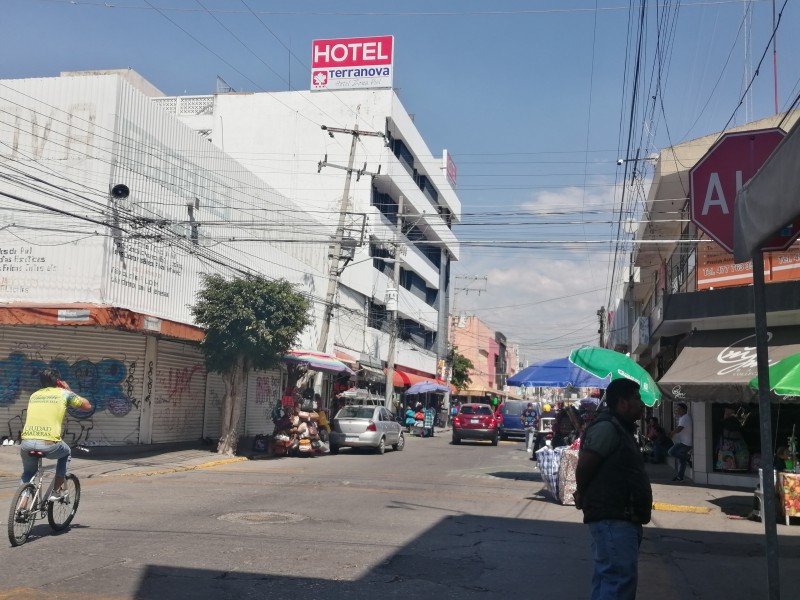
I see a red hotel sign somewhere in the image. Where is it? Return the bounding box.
[311,36,394,91]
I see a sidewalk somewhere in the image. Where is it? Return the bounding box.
[0,441,248,495]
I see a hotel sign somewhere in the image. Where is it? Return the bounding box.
[311,35,394,91]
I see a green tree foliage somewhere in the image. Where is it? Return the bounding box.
[450,349,473,392]
[191,274,312,455]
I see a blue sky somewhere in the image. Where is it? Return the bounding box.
[5,0,800,363]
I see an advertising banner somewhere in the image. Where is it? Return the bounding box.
[311,35,394,91]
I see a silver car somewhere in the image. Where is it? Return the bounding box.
[330,405,405,455]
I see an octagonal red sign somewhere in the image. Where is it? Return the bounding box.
[690,128,798,253]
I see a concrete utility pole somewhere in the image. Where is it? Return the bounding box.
[384,195,404,409]
[597,306,606,347]
[316,124,385,355]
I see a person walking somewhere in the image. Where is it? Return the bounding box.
[668,402,693,482]
[574,378,652,600]
[521,402,538,452]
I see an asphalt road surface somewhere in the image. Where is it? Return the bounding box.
[2,434,799,599]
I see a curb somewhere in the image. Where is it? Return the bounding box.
[653,501,713,514]
[95,456,248,479]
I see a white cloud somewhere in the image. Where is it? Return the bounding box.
[453,183,627,364]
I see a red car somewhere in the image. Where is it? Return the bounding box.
[452,403,499,445]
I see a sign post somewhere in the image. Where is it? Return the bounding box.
[691,129,792,600]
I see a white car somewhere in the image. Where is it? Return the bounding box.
[330,405,405,455]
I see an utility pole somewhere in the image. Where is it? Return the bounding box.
[597,306,606,347]
[384,195,404,409]
[316,124,384,355]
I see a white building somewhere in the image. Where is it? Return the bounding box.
[0,70,330,445]
[156,88,462,387]
[0,70,462,445]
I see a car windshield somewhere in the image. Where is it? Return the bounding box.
[460,405,492,416]
[337,407,375,419]
[502,402,524,416]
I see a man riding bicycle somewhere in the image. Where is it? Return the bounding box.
[19,369,92,499]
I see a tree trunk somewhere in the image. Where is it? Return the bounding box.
[217,355,247,456]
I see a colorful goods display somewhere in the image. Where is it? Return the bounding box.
[270,401,329,457]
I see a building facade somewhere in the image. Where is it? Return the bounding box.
[157,88,461,391]
[0,70,462,445]
[609,110,800,486]
[450,315,521,404]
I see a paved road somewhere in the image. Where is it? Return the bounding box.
[1,435,799,599]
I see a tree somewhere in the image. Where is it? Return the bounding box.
[191,274,312,455]
[450,349,473,392]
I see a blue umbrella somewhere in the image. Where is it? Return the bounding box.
[507,357,611,388]
[405,381,451,395]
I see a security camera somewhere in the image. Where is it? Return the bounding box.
[617,159,625,166]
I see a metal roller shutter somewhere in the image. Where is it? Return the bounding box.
[203,372,225,440]
[245,369,284,436]
[0,326,146,445]
[150,340,207,443]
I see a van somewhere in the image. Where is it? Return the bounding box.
[496,400,529,440]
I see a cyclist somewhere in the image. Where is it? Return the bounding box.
[19,369,92,500]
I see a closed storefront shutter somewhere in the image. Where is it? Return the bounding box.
[0,326,146,445]
[150,340,207,444]
[203,372,225,440]
[245,369,284,436]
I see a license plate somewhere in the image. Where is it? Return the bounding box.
[471,419,479,424]
[345,436,359,442]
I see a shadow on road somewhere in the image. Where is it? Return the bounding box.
[129,515,800,600]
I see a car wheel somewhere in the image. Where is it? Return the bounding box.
[376,437,386,455]
[330,445,340,455]
[452,434,461,445]
[500,431,508,441]
[491,433,499,446]
[392,432,405,451]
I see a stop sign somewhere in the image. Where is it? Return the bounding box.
[690,128,797,253]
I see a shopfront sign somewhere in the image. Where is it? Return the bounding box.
[311,35,394,91]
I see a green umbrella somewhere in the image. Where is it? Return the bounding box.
[569,346,661,407]
[748,352,800,395]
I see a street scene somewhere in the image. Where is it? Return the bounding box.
[3,1,800,599]
[2,434,799,600]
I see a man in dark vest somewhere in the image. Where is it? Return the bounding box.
[574,378,652,600]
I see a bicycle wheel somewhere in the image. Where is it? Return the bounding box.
[47,474,80,531]
[7,483,36,547]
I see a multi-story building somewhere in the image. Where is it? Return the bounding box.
[0,68,462,445]
[158,87,461,395]
[450,315,522,404]
[609,110,800,486]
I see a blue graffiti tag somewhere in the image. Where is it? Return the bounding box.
[0,352,131,416]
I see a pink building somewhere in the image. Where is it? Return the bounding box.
[450,315,521,400]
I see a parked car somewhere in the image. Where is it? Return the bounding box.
[495,400,529,440]
[330,405,405,455]
[452,403,498,445]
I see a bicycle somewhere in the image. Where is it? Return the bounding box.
[7,444,87,547]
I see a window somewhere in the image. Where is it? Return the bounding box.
[392,138,414,175]
[371,188,399,225]
[460,405,493,416]
[337,407,375,419]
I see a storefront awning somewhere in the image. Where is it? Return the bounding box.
[393,368,455,392]
[456,386,525,401]
[658,326,800,403]
[359,364,385,382]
